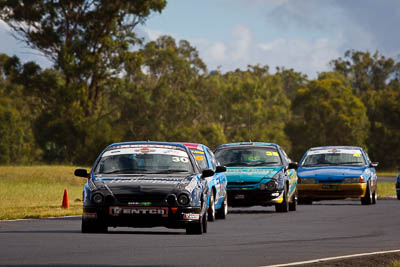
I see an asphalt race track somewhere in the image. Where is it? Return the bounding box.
[1,199,400,267]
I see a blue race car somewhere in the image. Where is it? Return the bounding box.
[74,141,212,234]
[396,173,400,200]
[214,142,298,212]
[297,146,378,205]
[181,143,228,221]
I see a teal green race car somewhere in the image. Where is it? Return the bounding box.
[214,142,298,212]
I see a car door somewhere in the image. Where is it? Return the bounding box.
[280,147,297,196]
[205,147,227,206]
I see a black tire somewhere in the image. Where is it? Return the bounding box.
[81,218,92,233]
[361,182,373,205]
[202,210,208,233]
[397,194,400,200]
[275,185,289,212]
[81,218,108,233]
[208,191,216,222]
[372,186,377,205]
[186,208,206,235]
[216,194,228,219]
[289,189,297,211]
[96,222,108,233]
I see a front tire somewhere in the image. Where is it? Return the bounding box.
[202,210,208,233]
[208,192,216,222]
[372,186,377,205]
[216,194,228,219]
[361,182,373,205]
[275,186,289,212]
[289,189,297,211]
[186,206,207,235]
[81,217,108,233]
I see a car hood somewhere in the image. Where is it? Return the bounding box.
[93,175,198,195]
[225,166,283,183]
[297,166,367,179]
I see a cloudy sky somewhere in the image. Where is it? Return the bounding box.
[1,0,400,78]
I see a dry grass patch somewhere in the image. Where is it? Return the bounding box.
[378,182,397,199]
[0,165,87,220]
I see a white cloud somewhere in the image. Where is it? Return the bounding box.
[190,25,342,78]
[257,37,342,77]
[258,39,285,51]
[231,25,252,62]
[141,27,166,41]
[208,42,227,61]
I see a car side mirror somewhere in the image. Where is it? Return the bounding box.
[201,169,215,178]
[215,166,227,173]
[74,168,89,178]
[370,162,379,168]
[288,162,298,169]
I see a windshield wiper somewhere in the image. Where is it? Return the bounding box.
[249,161,280,166]
[100,168,149,174]
[337,162,364,165]
[301,163,332,167]
[224,162,250,167]
[151,169,190,174]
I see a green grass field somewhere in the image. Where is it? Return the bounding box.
[0,166,398,220]
[378,171,399,177]
[0,166,87,220]
[378,182,397,199]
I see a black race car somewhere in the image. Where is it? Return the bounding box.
[74,141,212,234]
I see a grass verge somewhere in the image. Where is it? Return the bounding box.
[378,182,397,199]
[378,171,398,177]
[0,165,87,220]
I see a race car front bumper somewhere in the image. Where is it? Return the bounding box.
[227,188,284,207]
[82,205,203,229]
[297,183,367,200]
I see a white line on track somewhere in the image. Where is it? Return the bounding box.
[260,249,400,267]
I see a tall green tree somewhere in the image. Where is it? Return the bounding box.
[0,54,39,164]
[330,50,400,167]
[363,88,400,168]
[120,36,224,145]
[286,72,370,161]
[213,65,292,151]
[0,0,166,164]
[0,0,167,116]
[275,67,308,100]
[330,50,400,95]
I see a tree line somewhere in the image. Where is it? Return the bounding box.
[0,1,399,169]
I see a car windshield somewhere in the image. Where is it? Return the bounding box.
[215,146,282,167]
[94,145,193,175]
[189,148,208,170]
[301,148,367,167]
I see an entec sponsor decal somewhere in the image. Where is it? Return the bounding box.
[110,206,168,217]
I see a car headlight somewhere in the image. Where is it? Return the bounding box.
[260,180,277,190]
[177,193,190,206]
[344,177,364,183]
[92,193,104,204]
[266,181,276,190]
[299,178,316,184]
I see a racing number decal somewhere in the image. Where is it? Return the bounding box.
[172,156,189,163]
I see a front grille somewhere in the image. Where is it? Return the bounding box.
[228,181,258,186]
[114,194,166,203]
[318,180,343,184]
